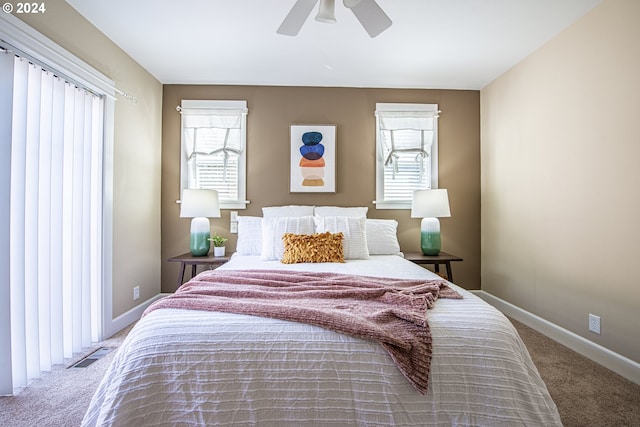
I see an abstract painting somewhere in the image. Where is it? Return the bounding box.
[289,124,336,193]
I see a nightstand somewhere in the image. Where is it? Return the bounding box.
[168,252,231,288]
[404,251,463,282]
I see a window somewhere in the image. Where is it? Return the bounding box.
[180,100,248,209]
[375,103,440,209]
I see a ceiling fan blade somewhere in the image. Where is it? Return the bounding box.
[348,0,392,38]
[277,0,319,36]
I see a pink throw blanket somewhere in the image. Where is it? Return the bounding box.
[143,269,462,394]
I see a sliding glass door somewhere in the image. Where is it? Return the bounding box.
[0,13,115,395]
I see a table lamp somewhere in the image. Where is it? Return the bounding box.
[411,189,451,256]
[180,189,221,256]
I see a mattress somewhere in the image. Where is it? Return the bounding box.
[82,255,562,426]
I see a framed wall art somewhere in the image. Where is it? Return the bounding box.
[289,124,336,193]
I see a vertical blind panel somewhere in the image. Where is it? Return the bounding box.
[81,93,93,348]
[10,56,29,389]
[0,49,16,396]
[71,87,84,355]
[24,62,42,380]
[62,83,75,358]
[8,54,104,389]
[89,98,103,343]
[37,70,53,372]
[49,76,65,365]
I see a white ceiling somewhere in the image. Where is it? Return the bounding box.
[65,0,601,90]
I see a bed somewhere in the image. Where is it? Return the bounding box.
[82,209,562,426]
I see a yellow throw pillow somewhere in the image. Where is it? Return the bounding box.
[281,232,345,264]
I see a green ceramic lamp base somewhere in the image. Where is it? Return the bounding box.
[420,218,442,256]
[190,217,211,256]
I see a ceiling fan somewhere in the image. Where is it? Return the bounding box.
[277,0,392,38]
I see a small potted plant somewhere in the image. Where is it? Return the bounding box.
[209,233,227,257]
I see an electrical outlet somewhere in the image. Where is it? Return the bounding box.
[230,221,238,233]
[588,313,600,334]
[133,286,140,301]
[230,211,238,222]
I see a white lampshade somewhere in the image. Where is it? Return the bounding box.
[411,189,451,218]
[180,189,220,218]
[411,189,451,256]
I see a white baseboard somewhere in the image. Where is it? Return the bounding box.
[103,293,169,339]
[471,290,640,386]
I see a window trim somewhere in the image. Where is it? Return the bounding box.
[179,99,248,210]
[374,103,439,210]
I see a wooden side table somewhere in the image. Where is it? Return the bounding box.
[404,251,463,282]
[168,252,231,288]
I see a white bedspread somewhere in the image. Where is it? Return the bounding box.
[82,255,562,426]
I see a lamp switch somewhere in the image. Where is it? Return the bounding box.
[230,211,238,222]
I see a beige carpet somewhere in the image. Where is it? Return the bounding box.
[510,318,640,427]
[0,319,638,427]
[0,323,134,427]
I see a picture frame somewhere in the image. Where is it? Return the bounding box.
[289,124,336,193]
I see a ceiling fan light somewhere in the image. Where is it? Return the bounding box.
[316,0,337,23]
[343,0,363,8]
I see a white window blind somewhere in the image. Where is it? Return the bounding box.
[0,51,104,394]
[0,12,116,395]
[180,100,248,209]
[375,103,440,209]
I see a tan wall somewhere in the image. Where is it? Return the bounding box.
[18,1,163,319]
[162,86,480,292]
[481,0,640,362]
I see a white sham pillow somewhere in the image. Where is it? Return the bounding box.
[262,205,315,218]
[235,216,263,256]
[261,216,315,260]
[314,216,369,260]
[365,219,402,255]
[314,206,368,218]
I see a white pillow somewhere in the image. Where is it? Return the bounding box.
[365,219,402,255]
[314,206,368,218]
[263,205,315,218]
[235,216,263,256]
[314,216,369,260]
[261,216,315,260]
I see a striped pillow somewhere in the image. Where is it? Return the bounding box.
[261,216,315,260]
[314,216,369,260]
